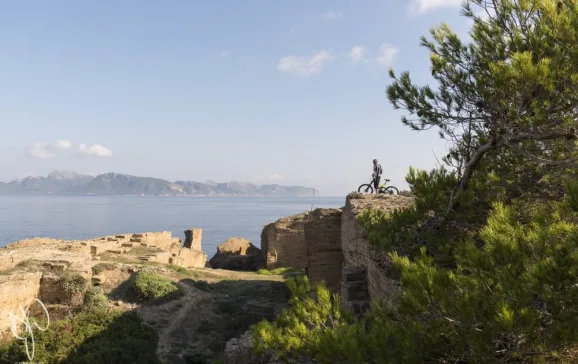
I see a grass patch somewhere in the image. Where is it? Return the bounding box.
[167,265,201,278]
[0,308,159,364]
[131,270,183,302]
[256,267,303,277]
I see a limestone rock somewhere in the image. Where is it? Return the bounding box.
[209,238,263,271]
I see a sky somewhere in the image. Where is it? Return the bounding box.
[0,0,473,196]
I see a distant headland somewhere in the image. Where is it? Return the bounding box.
[0,170,319,197]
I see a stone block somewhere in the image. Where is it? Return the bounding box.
[183,229,202,250]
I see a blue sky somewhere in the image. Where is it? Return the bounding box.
[0,0,470,196]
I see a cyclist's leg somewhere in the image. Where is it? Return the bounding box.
[373,176,381,193]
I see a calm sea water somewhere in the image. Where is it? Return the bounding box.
[0,196,344,257]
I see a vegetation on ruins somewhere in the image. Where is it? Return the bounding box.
[252,0,578,362]
[57,273,88,300]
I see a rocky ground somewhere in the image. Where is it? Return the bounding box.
[0,234,294,364]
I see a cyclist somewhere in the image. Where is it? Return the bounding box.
[372,159,383,194]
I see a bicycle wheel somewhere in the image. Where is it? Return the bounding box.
[357,184,374,194]
[383,186,399,195]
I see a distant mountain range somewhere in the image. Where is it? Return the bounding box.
[0,170,319,197]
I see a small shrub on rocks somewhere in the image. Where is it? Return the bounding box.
[57,273,87,299]
[83,286,109,312]
[131,270,183,301]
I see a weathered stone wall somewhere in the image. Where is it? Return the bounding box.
[341,193,415,302]
[341,266,370,316]
[261,213,308,270]
[0,272,42,339]
[183,229,202,250]
[304,208,343,294]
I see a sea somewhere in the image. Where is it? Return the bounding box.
[0,196,344,257]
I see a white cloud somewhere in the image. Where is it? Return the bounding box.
[78,143,113,157]
[409,0,463,14]
[277,50,332,76]
[323,11,343,20]
[221,50,232,57]
[55,140,72,149]
[348,45,366,62]
[376,44,399,67]
[266,173,285,182]
[28,142,55,159]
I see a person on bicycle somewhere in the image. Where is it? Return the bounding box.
[372,159,383,193]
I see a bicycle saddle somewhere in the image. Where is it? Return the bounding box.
[384,179,390,182]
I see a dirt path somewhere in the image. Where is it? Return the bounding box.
[136,279,211,364]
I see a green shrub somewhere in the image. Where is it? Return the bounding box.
[253,187,578,363]
[0,309,159,364]
[252,275,353,361]
[82,286,109,312]
[131,270,183,301]
[167,265,200,278]
[256,267,301,276]
[57,273,87,299]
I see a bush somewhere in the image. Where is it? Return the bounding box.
[0,309,159,364]
[57,273,87,299]
[131,270,183,301]
[83,286,109,312]
[252,183,578,363]
[252,275,353,361]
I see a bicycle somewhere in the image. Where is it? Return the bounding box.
[357,176,399,195]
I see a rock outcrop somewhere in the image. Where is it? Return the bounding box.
[209,238,263,271]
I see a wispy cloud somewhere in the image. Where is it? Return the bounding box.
[78,143,113,157]
[28,142,55,159]
[323,11,343,20]
[409,0,462,14]
[277,50,332,76]
[55,139,72,149]
[376,44,399,67]
[348,45,366,62]
[220,50,232,57]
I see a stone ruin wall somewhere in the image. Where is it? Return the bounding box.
[0,272,42,339]
[341,193,415,303]
[261,213,308,270]
[259,193,415,305]
[304,209,343,294]
[0,229,208,336]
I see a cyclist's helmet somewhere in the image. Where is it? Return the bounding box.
[373,159,377,164]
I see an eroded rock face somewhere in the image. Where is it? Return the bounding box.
[209,238,263,271]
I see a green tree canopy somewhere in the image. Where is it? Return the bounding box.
[387,0,578,212]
